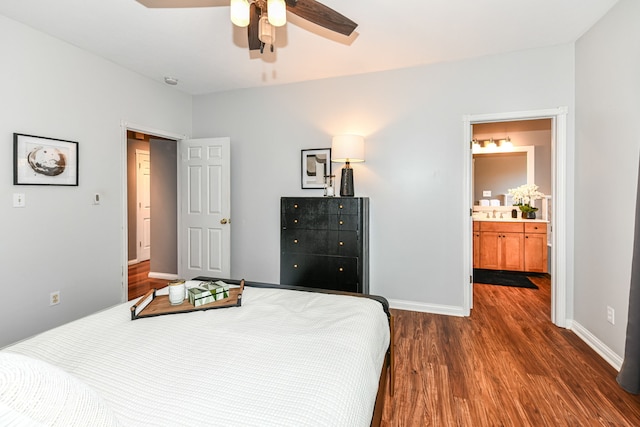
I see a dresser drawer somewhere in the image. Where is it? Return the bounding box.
[282,230,359,256]
[480,221,524,233]
[280,254,359,292]
[282,198,328,215]
[328,214,359,231]
[327,198,359,214]
[524,223,547,234]
[281,211,328,230]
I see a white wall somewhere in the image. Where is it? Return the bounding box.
[0,16,191,347]
[575,0,640,358]
[193,44,575,312]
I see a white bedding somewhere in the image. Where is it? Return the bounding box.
[2,286,389,427]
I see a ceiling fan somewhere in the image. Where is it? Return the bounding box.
[138,0,357,54]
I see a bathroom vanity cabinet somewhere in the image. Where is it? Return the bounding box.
[474,220,548,273]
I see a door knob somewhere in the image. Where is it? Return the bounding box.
[220,218,230,225]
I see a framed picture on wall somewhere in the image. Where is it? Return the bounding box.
[301,148,331,189]
[13,133,79,186]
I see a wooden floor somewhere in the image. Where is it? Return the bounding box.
[127,260,170,301]
[381,275,640,426]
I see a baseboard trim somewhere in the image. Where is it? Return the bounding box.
[148,271,180,281]
[388,298,466,317]
[570,320,623,371]
[128,259,139,266]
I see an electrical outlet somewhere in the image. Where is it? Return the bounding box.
[50,291,60,306]
[607,306,615,325]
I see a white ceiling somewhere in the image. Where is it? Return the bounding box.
[0,0,618,95]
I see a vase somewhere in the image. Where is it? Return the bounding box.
[521,211,536,219]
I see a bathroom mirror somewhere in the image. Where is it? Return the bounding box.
[473,145,534,204]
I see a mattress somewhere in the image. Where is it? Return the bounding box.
[2,286,390,426]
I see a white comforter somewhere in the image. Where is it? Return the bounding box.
[3,286,389,427]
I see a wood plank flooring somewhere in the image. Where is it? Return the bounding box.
[381,275,640,426]
[127,260,170,301]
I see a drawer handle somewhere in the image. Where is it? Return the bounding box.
[293,264,298,268]
[294,219,299,224]
[294,204,298,209]
[293,239,298,244]
[339,204,343,209]
[339,241,344,246]
[339,220,344,225]
[338,267,344,272]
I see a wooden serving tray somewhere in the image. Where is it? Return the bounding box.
[130,280,244,320]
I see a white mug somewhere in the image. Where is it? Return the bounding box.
[168,280,186,305]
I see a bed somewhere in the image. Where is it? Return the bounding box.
[0,279,393,427]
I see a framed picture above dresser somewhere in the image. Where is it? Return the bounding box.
[280,197,369,293]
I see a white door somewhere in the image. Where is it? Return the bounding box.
[179,137,231,280]
[136,149,151,262]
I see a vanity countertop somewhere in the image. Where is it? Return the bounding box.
[473,217,549,223]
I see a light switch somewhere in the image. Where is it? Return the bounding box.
[13,193,25,208]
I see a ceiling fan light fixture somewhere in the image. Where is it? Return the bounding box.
[259,14,276,45]
[230,0,250,27]
[267,0,287,27]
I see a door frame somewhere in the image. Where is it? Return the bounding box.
[462,107,569,327]
[120,121,187,302]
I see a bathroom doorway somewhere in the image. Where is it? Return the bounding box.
[463,108,569,327]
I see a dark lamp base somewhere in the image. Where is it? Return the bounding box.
[340,167,354,197]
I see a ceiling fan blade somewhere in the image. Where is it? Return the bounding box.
[285,0,357,36]
[248,2,262,50]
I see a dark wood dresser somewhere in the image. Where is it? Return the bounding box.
[280,197,369,293]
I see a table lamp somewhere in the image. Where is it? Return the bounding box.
[331,135,365,197]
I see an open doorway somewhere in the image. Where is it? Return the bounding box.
[471,119,553,310]
[126,130,179,300]
[463,108,569,327]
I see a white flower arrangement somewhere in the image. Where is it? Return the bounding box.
[508,184,544,213]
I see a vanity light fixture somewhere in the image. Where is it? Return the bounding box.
[331,134,365,197]
[501,136,513,150]
[472,136,515,153]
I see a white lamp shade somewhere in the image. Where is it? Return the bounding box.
[331,135,365,163]
[230,0,250,27]
[267,0,287,27]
